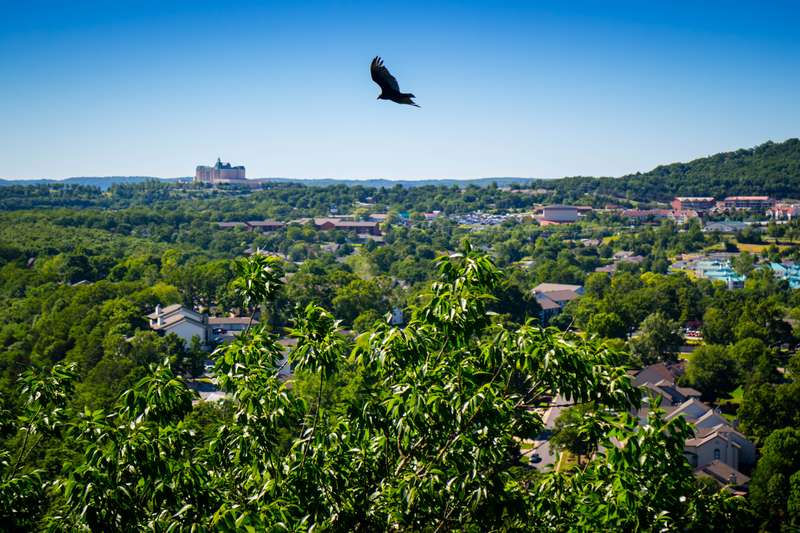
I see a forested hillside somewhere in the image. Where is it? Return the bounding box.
[539,138,800,202]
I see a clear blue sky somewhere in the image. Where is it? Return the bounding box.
[1,0,798,180]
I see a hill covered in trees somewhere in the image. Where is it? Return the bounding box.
[539,138,800,202]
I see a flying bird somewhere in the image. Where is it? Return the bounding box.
[370,56,419,107]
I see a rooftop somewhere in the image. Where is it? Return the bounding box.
[532,283,582,294]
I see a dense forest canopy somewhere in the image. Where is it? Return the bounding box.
[0,250,750,531]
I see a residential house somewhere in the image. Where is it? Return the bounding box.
[613,251,645,264]
[208,316,257,343]
[632,363,756,474]
[148,304,207,346]
[148,305,262,347]
[532,283,583,323]
[631,362,685,388]
[685,429,741,470]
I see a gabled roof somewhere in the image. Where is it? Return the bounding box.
[685,430,738,449]
[532,283,583,293]
[651,380,689,404]
[694,410,728,428]
[695,460,750,488]
[146,303,183,319]
[152,313,205,331]
[544,289,582,303]
[694,423,746,441]
[665,398,711,422]
[676,386,702,398]
[632,363,679,388]
[534,293,562,311]
[208,317,257,326]
[246,220,285,227]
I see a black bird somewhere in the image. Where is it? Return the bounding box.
[370,56,419,107]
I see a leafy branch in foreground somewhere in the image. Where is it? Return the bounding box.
[1,248,750,531]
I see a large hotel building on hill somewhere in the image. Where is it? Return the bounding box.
[195,158,246,184]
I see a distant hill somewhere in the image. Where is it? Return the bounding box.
[537,138,800,201]
[0,176,184,190]
[254,177,534,188]
[0,175,534,190]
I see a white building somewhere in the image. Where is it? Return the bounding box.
[147,304,207,346]
[539,205,579,224]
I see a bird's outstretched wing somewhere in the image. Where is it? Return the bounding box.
[371,56,400,92]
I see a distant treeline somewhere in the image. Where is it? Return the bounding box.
[2,138,799,202]
[537,139,800,202]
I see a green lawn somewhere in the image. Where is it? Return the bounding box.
[343,248,374,279]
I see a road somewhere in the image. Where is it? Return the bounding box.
[523,394,568,471]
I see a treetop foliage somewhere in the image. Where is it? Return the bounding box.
[0,248,748,531]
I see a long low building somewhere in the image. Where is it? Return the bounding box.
[537,205,579,224]
[292,217,382,235]
[672,197,715,212]
[718,196,774,210]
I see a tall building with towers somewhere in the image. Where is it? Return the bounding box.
[195,158,246,184]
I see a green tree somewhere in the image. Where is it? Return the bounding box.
[738,381,800,442]
[749,428,800,531]
[331,278,388,325]
[586,311,627,339]
[683,345,738,401]
[702,307,735,345]
[0,363,78,530]
[732,251,756,276]
[629,311,683,364]
[728,337,779,385]
[550,403,598,463]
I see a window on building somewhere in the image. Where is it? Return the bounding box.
[714,448,721,460]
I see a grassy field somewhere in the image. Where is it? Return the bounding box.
[555,451,580,472]
[343,247,374,279]
[734,241,794,253]
[716,386,744,422]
